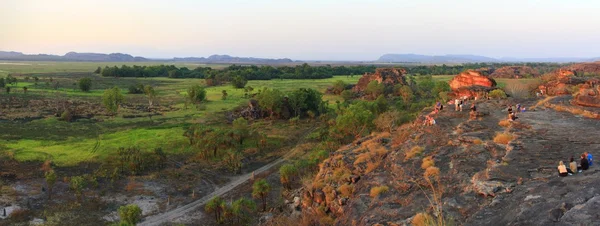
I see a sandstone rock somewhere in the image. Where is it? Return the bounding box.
[573,85,600,108]
[489,66,540,79]
[314,190,326,204]
[352,68,407,92]
[449,70,497,98]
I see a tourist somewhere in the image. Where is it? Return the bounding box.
[569,156,578,174]
[516,104,521,112]
[585,152,593,166]
[508,105,513,115]
[459,99,464,112]
[454,99,460,111]
[470,103,477,112]
[579,154,590,172]
[557,161,568,177]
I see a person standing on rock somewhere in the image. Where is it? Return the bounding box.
[455,99,460,111]
[459,99,464,112]
[558,161,569,177]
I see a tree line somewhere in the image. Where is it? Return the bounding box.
[98,64,376,81]
[404,62,565,75]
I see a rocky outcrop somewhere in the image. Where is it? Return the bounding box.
[538,69,589,96]
[573,84,600,108]
[352,68,408,92]
[567,62,600,76]
[449,70,497,98]
[489,66,540,79]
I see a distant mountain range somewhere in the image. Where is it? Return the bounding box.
[377,54,600,63]
[0,51,293,64]
[1,50,598,64]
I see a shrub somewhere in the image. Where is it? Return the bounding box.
[341,90,354,101]
[187,85,207,104]
[421,156,435,169]
[127,84,145,94]
[493,132,514,145]
[231,75,248,88]
[411,212,435,226]
[332,80,346,94]
[102,87,125,114]
[118,204,142,225]
[498,119,511,127]
[473,139,483,145]
[489,89,507,99]
[78,78,92,92]
[60,110,73,122]
[370,185,389,198]
[338,184,354,198]
[405,146,424,161]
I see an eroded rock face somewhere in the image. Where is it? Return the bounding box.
[449,70,497,97]
[352,68,407,92]
[539,63,600,96]
[489,66,540,79]
[573,85,600,108]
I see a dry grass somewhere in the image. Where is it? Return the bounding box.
[405,146,424,161]
[370,185,389,198]
[411,212,435,226]
[421,156,435,169]
[498,119,511,127]
[493,132,514,145]
[504,83,530,98]
[338,184,354,198]
[531,96,556,110]
[424,166,440,178]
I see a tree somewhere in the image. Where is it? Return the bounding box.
[255,88,283,118]
[374,95,388,115]
[222,149,243,173]
[78,78,92,92]
[0,78,4,88]
[45,170,57,200]
[279,164,297,189]
[231,75,248,89]
[366,80,384,99]
[332,80,346,94]
[205,196,226,223]
[118,204,142,225]
[143,85,156,106]
[231,197,256,225]
[374,110,399,133]
[6,86,10,94]
[252,179,271,211]
[341,90,354,102]
[396,85,414,104]
[330,103,375,142]
[94,66,102,74]
[187,85,207,105]
[221,90,228,100]
[23,86,28,94]
[70,176,86,202]
[102,87,125,114]
[232,117,250,145]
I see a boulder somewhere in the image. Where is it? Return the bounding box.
[573,85,600,108]
[352,68,407,92]
[449,70,497,98]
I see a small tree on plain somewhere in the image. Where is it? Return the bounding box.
[45,170,57,200]
[102,87,125,114]
[187,85,207,106]
[78,78,92,92]
[143,85,156,106]
[118,204,142,225]
[205,196,226,223]
[252,179,271,211]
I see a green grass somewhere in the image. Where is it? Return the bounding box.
[0,62,360,166]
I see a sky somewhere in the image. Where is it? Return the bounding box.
[1,0,600,61]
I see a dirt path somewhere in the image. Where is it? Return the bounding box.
[139,157,285,226]
[139,125,317,226]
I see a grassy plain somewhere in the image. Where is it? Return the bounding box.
[0,62,360,166]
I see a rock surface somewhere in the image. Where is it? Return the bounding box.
[489,66,540,79]
[301,97,600,225]
[352,68,407,92]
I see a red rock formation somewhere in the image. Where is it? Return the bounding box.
[538,66,596,96]
[567,62,600,76]
[449,70,497,97]
[352,68,407,92]
[574,85,600,108]
[489,66,540,79]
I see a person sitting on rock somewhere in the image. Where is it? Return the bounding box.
[569,156,578,174]
[585,152,593,166]
[470,103,477,112]
[579,154,590,172]
[558,161,569,177]
[508,105,513,115]
[516,104,521,112]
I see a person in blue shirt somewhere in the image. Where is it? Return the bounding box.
[585,152,593,166]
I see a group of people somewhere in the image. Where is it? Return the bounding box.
[454,97,468,112]
[507,104,525,121]
[558,152,594,177]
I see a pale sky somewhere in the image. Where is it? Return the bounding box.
[1,0,599,60]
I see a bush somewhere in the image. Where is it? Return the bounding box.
[332,80,346,94]
[118,204,142,225]
[369,185,389,198]
[231,75,248,88]
[505,83,529,98]
[404,146,424,161]
[341,90,354,101]
[60,110,73,122]
[78,78,92,92]
[411,212,435,226]
[127,84,145,94]
[498,119,511,127]
[493,132,514,145]
[421,156,435,169]
[187,85,207,104]
[489,89,507,99]
[102,87,125,114]
[338,184,354,198]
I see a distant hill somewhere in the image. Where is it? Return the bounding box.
[172,54,293,64]
[0,51,293,64]
[377,53,600,63]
